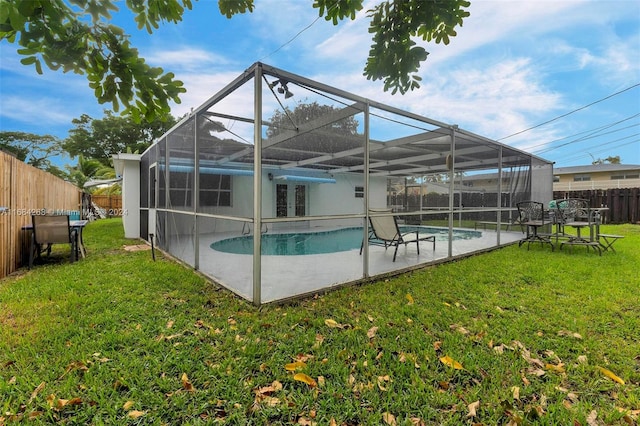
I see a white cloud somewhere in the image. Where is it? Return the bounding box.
[145,47,233,71]
[1,96,75,126]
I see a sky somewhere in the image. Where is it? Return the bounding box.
[1,0,639,169]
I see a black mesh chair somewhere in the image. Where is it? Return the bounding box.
[516,201,554,251]
[29,215,79,269]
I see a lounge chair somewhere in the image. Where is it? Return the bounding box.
[360,209,435,262]
[29,215,78,269]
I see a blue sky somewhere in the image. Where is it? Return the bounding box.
[1,0,639,168]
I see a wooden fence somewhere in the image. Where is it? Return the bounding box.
[553,188,640,224]
[0,152,83,279]
[389,189,639,224]
[90,194,123,216]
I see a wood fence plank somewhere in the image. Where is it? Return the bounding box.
[1,151,83,279]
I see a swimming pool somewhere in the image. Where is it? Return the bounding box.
[210,226,482,256]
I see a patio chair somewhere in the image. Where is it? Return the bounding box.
[28,215,79,269]
[360,209,435,262]
[556,198,601,254]
[516,201,554,250]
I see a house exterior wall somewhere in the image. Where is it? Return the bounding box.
[165,173,387,235]
[554,167,640,191]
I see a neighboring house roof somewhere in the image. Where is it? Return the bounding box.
[554,164,640,175]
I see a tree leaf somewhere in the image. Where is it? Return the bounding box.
[128,410,146,419]
[29,382,46,403]
[181,373,195,391]
[382,412,397,425]
[439,355,464,370]
[367,326,379,339]
[293,373,317,387]
[545,363,565,373]
[285,361,306,371]
[512,386,520,400]
[597,366,625,384]
[467,400,479,417]
[324,318,343,328]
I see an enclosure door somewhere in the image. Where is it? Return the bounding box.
[276,183,307,217]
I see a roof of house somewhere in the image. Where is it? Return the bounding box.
[553,164,640,175]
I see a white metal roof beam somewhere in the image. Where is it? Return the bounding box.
[278,131,451,170]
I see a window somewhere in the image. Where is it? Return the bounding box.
[573,174,591,182]
[200,174,232,207]
[611,173,639,180]
[553,175,560,182]
[164,172,233,208]
[355,186,364,198]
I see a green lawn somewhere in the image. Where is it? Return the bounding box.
[1,218,638,425]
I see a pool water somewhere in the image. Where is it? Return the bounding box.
[210,226,481,256]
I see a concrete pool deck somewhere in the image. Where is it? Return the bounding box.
[163,227,524,304]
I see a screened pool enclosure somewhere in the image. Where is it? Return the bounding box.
[118,62,553,305]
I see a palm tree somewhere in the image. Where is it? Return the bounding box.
[67,155,117,192]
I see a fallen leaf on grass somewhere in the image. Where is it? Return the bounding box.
[616,407,640,424]
[382,412,397,425]
[58,361,89,380]
[128,410,146,419]
[181,373,195,392]
[92,353,111,363]
[586,410,598,426]
[406,294,414,305]
[255,381,283,395]
[467,400,479,417]
[261,396,281,407]
[166,320,174,329]
[439,355,464,370]
[450,324,470,335]
[324,319,345,329]
[377,375,391,391]
[285,361,307,371]
[545,363,565,373]
[513,341,545,368]
[557,330,582,339]
[123,401,135,411]
[512,386,520,400]
[293,373,317,387]
[367,326,379,339]
[297,416,316,425]
[29,382,46,403]
[313,334,324,349]
[27,411,43,420]
[597,366,625,384]
[46,394,82,410]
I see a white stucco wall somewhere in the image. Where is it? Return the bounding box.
[113,154,141,239]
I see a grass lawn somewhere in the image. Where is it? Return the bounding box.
[1,218,638,425]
